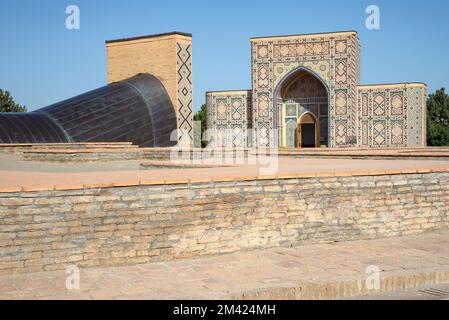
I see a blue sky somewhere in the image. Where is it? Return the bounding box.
[0,0,448,112]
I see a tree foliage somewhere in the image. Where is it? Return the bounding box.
[193,104,207,147]
[0,89,27,113]
[427,88,449,146]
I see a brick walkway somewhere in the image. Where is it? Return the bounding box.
[2,155,449,191]
[1,230,449,300]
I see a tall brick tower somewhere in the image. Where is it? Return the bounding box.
[106,32,193,144]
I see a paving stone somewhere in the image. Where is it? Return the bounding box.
[0,230,448,300]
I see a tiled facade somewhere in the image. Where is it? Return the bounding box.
[176,40,194,141]
[206,31,426,148]
[206,91,252,147]
[357,84,427,148]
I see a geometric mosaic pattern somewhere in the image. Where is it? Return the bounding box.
[335,59,348,85]
[205,31,426,149]
[257,123,270,147]
[281,73,329,147]
[231,99,243,120]
[391,120,404,145]
[206,91,252,147]
[357,85,426,147]
[251,31,361,147]
[217,99,227,120]
[373,121,386,146]
[283,74,327,100]
[335,120,348,145]
[335,90,348,116]
[257,94,270,118]
[176,41,193,143]
[391,92,404,115]
[335,40,348,54]
[373,94,386,116]
[273,41,330,58]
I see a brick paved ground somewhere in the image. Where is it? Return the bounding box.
[1,230,449,300]
[2,155,449,189]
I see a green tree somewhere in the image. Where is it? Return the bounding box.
[427,88,449,146]
[193,104,207,147]
[0,89,27,113]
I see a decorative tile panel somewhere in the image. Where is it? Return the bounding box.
[251,32,361,147]
[357,84,426,147]
[176,41,193,143]
[206,91,252,147]
[205,31,426,149]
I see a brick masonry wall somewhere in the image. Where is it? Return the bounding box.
[1,172,449,274]
[106,33,194,142]
[23,150,146,162]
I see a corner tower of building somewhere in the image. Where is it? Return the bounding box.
[106,32,193,142]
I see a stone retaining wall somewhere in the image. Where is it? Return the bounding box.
[0,143,135,156]
[1,172,449,274]
[12,147,449,162]
[23,149,144,162]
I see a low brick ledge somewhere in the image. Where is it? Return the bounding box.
[140,161,237,169]
[23,148,142,154]
[0,142,134,147]
[227,267,449,300]
[1,167,449,193]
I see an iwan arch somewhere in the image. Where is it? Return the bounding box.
[206,31,427,148]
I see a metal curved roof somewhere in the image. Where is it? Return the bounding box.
[0,112,68,143]
[0,73,177,147]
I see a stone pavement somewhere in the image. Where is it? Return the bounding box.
[1,230,449,300]
[1,154,449,190]
[343,283,449,300]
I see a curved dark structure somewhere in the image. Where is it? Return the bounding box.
[0,73,177,147]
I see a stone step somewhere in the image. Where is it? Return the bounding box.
[22,148,145,162]
[1,231,449,299]
[0,142,137,155]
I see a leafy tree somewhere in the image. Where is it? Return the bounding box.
[193,104,207,147]
[0,89,27,113]
[427,88,449,146]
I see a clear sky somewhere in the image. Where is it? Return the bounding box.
[0,0,448,112]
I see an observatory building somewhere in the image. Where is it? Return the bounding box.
[0,30,426,149]
[206,31,427,148]
[0,32,193,147]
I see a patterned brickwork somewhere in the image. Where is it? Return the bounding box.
[206,91,252,147]
[176,40,193,143]
[251,31,361,147]
[280,74,329,147]
[357,84,427,147]
[205,31,426,149]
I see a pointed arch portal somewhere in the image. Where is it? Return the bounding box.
[274,67,329,148]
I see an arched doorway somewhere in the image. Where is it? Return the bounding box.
[297,112,318,148]
[274,67,329,148]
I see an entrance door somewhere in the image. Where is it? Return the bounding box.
[296,113,318,148]
[301,124,316,148]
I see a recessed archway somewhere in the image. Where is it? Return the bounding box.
[274,67,329,148]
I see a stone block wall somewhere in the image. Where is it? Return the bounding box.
[1,171,449,274]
